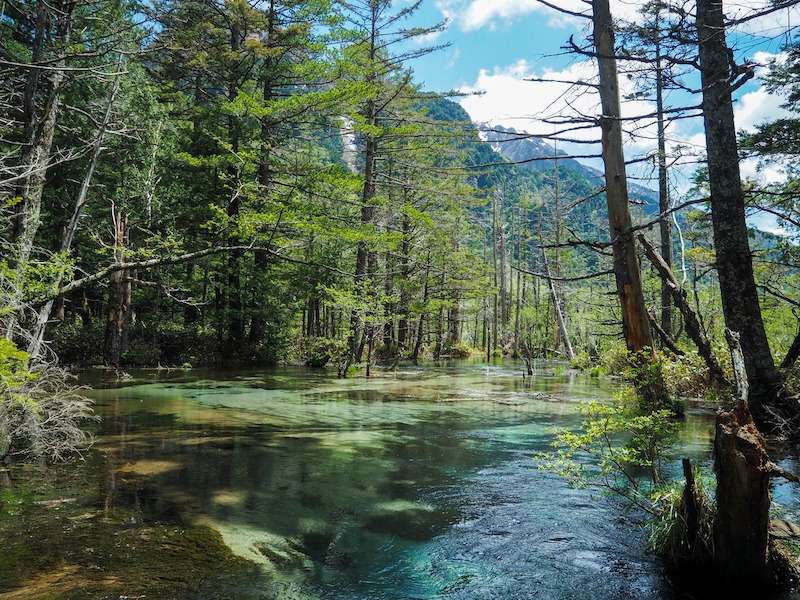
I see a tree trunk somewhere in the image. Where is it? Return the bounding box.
[498,193,508,329]
[592,0,655,356]
[655,26,673,337]
[28,67,120,358]
[696,0,793,429]
[542,249,575,361]
[225,22,244,351]
[4,4,73,340]
[411,258,430,364]
[104,212,131,367]
[249,0,277,347]
[713,331,771,585]
[397,214,412,350]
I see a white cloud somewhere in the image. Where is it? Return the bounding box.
[458,59,658,149]
[436,0,640,32]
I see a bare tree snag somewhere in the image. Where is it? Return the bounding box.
[542,249,575,360]
[104,210,131,367]
[28,67,121,359]
[713,330,772,585]
[592,0,655,355]
[592,0,667,405]
[654,18,673,336]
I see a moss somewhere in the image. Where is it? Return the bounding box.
[0,513,263,599]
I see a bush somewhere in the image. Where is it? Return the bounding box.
[303,337,348,368]
[599,340,629,375]
[0,339,95,462]
[448,341,474,359]
[648,471,714,570]
[570,351,595,371]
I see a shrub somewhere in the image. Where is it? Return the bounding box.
[648,470,714,569]
[448,341,474,359]
[599,340,629,375]
[303,337,348,368]
[0,339,95,462]
[570,351,594,371]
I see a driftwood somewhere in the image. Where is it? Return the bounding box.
[638,234,728,389]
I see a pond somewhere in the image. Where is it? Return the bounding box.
[1,361,799,599]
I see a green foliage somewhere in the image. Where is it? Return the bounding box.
[303,337,348,369]
[647,471,715,568]
[537,387,679,496]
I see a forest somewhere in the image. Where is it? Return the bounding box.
[5,0,800,597]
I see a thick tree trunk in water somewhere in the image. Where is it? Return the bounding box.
[593,0,666,404]
[696,0,795,429]
[592,0,655,356]
[714,331,771,585]
[713,402,772,584]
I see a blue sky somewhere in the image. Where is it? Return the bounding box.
[400,0,800,233]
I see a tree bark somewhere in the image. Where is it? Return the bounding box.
[592,0,655,355]
[104,211,131,367]
[639,234,728,388]
[655,29,673,336]
[696,0,793,428]
[28,67,121,358]
[543,249,575,361]
[4,3,73,340]
[713,332,771,585]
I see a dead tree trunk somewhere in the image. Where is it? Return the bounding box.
[713,329,772,585]
[592,0,655,355]
[28,67,121,358]
[638,234,728,389]
[655,26,673,337]
[593,0,666,405]
[104,210,131,367]
[397,214,412,350]
[696,0,796,430]
[542,249,575,361]
[4,3,73,340]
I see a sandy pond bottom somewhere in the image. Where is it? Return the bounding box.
[3,361,800,599]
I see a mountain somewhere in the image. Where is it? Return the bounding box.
[479,125,660,212]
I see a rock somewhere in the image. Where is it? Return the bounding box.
[770,519,800,539]
[33,497,77,508]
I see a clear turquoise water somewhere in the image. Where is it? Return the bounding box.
[2,361,798,599]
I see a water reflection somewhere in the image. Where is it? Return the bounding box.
[1,361,781,599]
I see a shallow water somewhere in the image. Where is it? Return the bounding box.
[1,361,799,599]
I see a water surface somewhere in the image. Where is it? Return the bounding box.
[2,361,794,599]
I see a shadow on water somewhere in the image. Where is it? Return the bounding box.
[4,360,797,599]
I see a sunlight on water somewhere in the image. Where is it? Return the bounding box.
[7,361,795,599]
